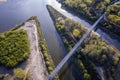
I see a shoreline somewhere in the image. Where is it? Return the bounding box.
[47,1,120,51]
[19,19,47,80]
[56,1,120,43]
[0,16,57,80]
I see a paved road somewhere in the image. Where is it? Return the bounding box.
[47,14,105,80]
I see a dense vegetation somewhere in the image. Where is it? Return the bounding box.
[0,29,30,68]
[106,1,120,25]
[47,5,120,80]
[58,0,120,36]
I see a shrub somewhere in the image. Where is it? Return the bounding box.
[14,68,29,80]
[43,53,49,59]
[48,66,54,72]
[46,61,50,66]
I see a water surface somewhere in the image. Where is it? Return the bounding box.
[0,0,120,80]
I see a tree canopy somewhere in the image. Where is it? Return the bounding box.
[0,29,30,68]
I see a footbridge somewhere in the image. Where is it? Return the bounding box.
[47,14,105,80]
[46,1,118,80]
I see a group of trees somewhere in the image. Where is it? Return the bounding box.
[64,0,110,19]
[0,29,30,68]
[106,3,120,25]
[59,0,120,36]
[55,18,119,80]
[74,53,100,80]
[47,5,120,80]
[0,68,29,80]
[55,16,100,80]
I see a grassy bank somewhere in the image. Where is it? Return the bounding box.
[47,5,120,80]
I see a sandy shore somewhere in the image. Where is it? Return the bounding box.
[20,20,47,80]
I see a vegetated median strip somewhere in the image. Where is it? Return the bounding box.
[27,16,59,80]
[47,5,120,80]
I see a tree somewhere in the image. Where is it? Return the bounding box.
[84,73,91,80]
[14,68,29,80]
[72,29,80,37]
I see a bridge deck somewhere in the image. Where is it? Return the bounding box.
[47,14,105,80]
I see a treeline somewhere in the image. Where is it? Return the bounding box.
[47,5,120,80]
[0,29,30,68]
[59,0,120,36]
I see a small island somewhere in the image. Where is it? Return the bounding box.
[0,16,56,80]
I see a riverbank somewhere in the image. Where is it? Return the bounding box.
[46,0,120,51]
[0,16,57,80]
[28,16,59,80]
[58,0,120,37]
[47,5,120,80]
[19,17,47,80]
[60,4,120,42]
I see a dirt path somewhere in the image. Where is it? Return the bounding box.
[20,20,47,80]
